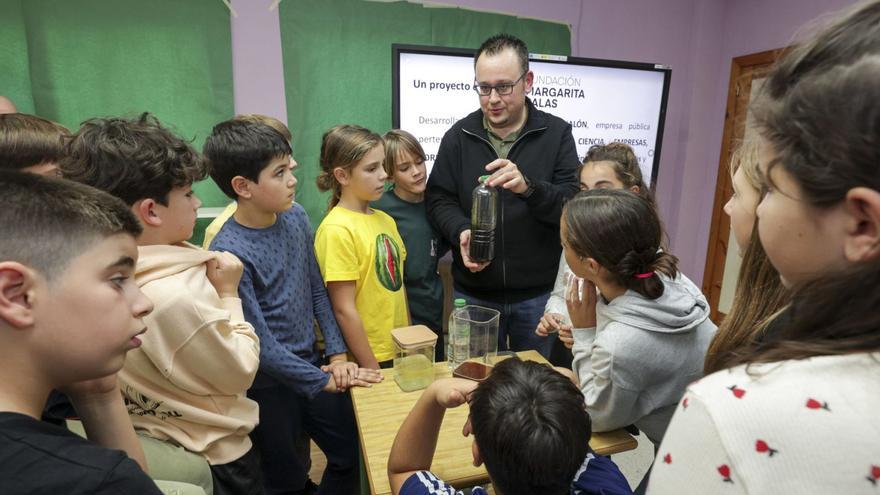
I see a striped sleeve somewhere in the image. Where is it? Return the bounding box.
[399,471,463,495]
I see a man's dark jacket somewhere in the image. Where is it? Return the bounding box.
[426,98,580,303]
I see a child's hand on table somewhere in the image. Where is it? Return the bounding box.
[322,356,383,392]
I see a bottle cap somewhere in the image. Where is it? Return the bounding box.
[454,298,467,307]
[479,175,491,184]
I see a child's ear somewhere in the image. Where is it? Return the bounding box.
[471,439,483,467]
[333,167,350,186]
[630,185,641,194]
[231,176,252,199]
[133,198,162,228]
[585,257,603,278]
[843,187,880,262]
[0,262,37,329]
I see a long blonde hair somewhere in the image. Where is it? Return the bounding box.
[703,138,789,374]
[316,124,383,210]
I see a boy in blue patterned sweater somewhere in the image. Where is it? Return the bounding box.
[205,119,383,495]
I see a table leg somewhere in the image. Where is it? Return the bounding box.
[359,444,371,495]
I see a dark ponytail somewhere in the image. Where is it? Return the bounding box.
[562,188,677,300]
[615,246,679,299]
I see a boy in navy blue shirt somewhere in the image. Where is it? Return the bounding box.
[205,119,383,494]
[388,358,632,495]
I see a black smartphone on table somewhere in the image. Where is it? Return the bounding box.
[452,361,493,381]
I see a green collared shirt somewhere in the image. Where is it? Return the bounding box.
[483,117,523,159]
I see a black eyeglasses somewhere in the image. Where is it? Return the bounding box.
[474,72,527,96]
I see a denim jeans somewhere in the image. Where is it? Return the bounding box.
[453,289,553,357]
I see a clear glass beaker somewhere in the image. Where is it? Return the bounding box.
[453,305,500,363]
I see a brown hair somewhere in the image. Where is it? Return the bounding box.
[0,170,141,283]
[703,138,790,374]
[562,189,678,299]
[316,124,383,210]
[0,113,69,171]
[382,129,426,177]
[469,358,590,495]
[733,0,880,366]
[728,259,880,367]
[754,2,880,209]
[61,113,206,206]
[703,223,790,373]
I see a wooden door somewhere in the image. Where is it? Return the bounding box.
[702,49,782,323]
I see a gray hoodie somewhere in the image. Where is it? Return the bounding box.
[572,273,716,445]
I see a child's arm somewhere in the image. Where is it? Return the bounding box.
[387,378,478,495]
[62,374,149,473]
[143,252,260,396]
[304,214,382,385]
[307,240,383,389]
[237,264,347,398]
[567,278,641,432]
[327,281,381,369]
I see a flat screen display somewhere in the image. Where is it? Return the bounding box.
[392,44,671,186]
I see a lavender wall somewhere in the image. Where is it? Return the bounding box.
[230,0,287,123]
[674,0,857,283]
[568,0,725,281]
[229,0,859,283]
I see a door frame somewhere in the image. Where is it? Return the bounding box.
[702,48,782,323]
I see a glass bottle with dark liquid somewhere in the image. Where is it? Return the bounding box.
[469,175,497,263]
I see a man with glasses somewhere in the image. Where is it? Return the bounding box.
[426,33,580,359]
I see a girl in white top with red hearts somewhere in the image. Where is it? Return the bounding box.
[649,2,880,493]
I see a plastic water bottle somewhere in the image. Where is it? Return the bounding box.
[447,298,467,368]
[469,175,497,263]
[453,306,471,366]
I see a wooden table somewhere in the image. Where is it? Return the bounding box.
[351,350,638,495]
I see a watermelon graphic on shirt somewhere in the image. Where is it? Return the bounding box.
[375,233,403,291]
